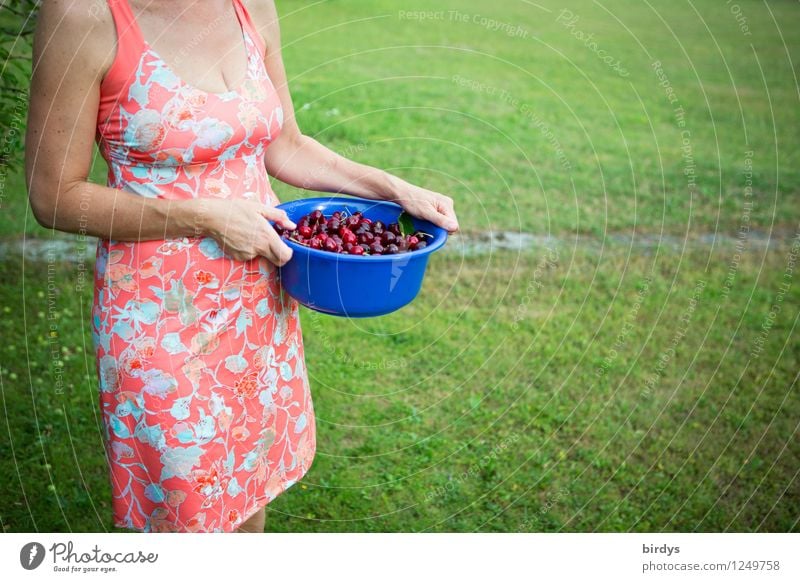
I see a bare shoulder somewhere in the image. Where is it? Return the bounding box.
[33,0,117,80]
[242,0,281,50]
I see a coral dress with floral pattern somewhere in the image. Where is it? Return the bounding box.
[91,0,316,532]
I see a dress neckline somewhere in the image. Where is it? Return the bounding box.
[124,0,252,98]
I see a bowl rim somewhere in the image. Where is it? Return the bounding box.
[274,196,448,262]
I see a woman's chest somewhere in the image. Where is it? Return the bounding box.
[99,46,283,168]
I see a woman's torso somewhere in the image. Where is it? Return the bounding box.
[88,2,317,534]
[91,0,288,357]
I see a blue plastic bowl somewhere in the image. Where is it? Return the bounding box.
[273,196,448,317]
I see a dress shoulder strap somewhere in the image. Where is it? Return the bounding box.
[106,0,146,54]
[98,0,146,124]
[232,0,268,58]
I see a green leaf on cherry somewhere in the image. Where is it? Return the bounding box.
[398,211,415,237]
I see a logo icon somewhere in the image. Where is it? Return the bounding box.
[20,542,46,570]
[389,253,414,292]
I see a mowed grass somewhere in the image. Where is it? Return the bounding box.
[1,242,797,532]
[274,0,800,235]
[3,0,799,236]
[1,0,799,533]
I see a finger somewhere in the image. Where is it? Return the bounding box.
[229,250,249,262]
[262,227,294,266]
[256,238,282,267]
[433,201,459,232]
[417,205,456,233]
[441,208,459,232]
[260,206,297,230]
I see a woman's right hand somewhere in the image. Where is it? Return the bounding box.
[191,198,297,266]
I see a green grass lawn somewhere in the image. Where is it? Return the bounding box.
[1,0,798,532]
[2,244,798,532]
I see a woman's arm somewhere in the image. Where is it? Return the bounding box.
[25,0,294,265]
[247,0,460,233]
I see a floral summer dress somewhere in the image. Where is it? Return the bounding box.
[91,0,316,532]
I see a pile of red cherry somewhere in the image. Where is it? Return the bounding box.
[274,209,431,256]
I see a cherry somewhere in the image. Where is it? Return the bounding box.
[280,209,432,257]
[342,230,357,245]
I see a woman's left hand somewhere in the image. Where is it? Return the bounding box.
[395,184,460,233]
